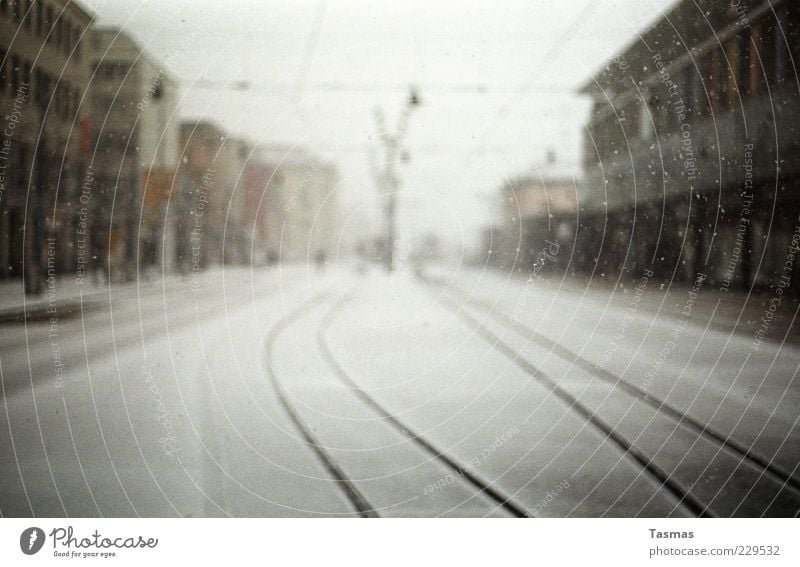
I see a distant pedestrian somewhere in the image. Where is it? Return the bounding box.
[314,250,327,272]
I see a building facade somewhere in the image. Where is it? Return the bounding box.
[2,1,344,292]
[90,26,179,280]
[579,0,800,291]
[0,0,93,292]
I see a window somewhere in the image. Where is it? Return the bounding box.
[53,83,60,118]
[0,48,6,94]
[35,0,42,35]
[63,84,70,118]
[45,5,53,42]
[787,3,800,65]
[747,23,762,96]
[722,37,740,109]
[774,4,797,87]
[55,82,62,118]
[639,92,654,140]
[10,54,19,93]
[63,21,71,54]
[705,49,720,113]
[69,24,75,53]
[687,62,705,119]
[736,30,749,98]
[55,13,62,50]
[36,68,50,105]
[760,15,777,88]
[22,0,30,30]
[62,21,69,53]
[774,7,787,86]
[10,142,27,187]
[75,25,82,60]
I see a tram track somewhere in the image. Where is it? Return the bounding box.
[263,291,378,517]
[318,294,531,518]
[424,276,800,498]
[263,290,532,517]
[420,274,717,517]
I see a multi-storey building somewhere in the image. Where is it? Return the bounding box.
[257,145,339,263]
[579,0,800,291]
[90,26,179,280]
[497,170,578,274]
[0,0,93,292]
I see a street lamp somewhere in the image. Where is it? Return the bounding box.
[373,86,421,273]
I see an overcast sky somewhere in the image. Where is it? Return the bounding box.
[85,0,678,252]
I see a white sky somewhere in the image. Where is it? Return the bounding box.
[85,0,679,252]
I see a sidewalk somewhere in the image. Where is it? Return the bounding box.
[0,267,260,323]
[0,274,109,322]
[432,263,800,348]
[555,271,800,347]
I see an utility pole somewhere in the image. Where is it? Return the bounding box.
[372,87,420,273]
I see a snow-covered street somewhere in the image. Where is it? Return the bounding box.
[1,264,799,517]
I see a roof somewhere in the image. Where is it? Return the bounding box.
[577,0,780,97]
